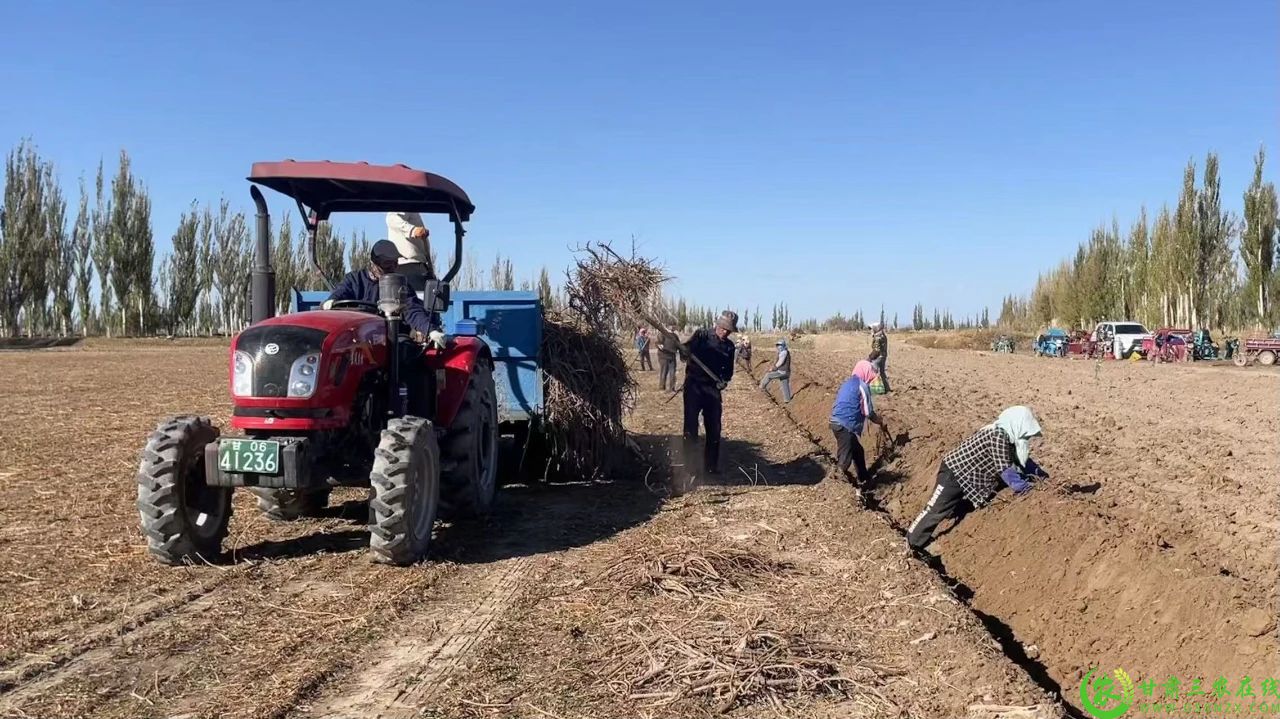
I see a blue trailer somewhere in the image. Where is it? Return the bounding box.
[292,288,543,427]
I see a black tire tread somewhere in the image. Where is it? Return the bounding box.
[135,415,230,565]
[368,416,437,565]
[439,359,499,518]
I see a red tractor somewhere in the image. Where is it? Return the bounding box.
[136,161,499,566]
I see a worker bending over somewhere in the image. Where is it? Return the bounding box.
[828,360,890,485]
[906,406,1048,552]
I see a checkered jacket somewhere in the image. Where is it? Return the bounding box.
[943,427,1018,506]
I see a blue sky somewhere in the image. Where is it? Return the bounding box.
[3,0,1276,323]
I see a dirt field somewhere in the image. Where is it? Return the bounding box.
[0,336,1273,718]
[779,335,1280,697]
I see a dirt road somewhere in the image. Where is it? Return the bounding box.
[0,341,1061,718]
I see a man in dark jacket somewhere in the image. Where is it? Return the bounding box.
[656,326,680,391]
[681,311,738,475]
[324,240,443,416]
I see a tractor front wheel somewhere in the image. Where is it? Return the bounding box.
[368,416,440,565]
[440,359,500,518]
[136,416,232,565]
[249,487,331,521]
[1234,353,1250,367]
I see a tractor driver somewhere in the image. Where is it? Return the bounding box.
[322,240,446,416]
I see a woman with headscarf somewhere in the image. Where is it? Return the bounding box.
[906,406,1049,552]
[829,360,890,485]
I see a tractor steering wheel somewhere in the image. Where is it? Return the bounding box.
[327,299,379,314]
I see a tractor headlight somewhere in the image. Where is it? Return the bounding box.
[233,350,254,396]
[287,353,321,398]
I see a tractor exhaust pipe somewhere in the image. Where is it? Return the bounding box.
[250,186,275,323]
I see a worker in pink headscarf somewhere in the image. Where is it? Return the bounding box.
[828,360,890,485]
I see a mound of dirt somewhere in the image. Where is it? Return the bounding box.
[769,337,1278,713]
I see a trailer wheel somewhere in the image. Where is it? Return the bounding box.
[249,487,330,521]
[1258,350,1276,366]
[136,416,232,565]
[368,417,440,565]
[440,358,500,518]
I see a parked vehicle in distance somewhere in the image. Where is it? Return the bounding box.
[1090,321,1152,360]
[1142,328,1192,363]
[1034,328,1069,357]
[1233,336,1280,367]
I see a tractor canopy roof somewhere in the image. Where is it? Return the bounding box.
[1044,328,1068,337]
[248,160,474,221]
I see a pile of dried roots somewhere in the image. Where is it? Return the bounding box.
[598,541,787,600]
[538,242,668,481]
[601,614,863,713]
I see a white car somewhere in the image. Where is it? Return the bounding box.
[1090,321,1152,359]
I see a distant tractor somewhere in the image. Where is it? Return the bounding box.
[1065,330,1097,359]
[1232,336,1280,367]
[1033,328,1069,357]
[136,161,543,567]
[991,335,1015,353]
[1191,329,1221,361]
[1142,328,1192,363]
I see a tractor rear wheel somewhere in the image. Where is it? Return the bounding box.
[249,487,331,521]
[1258,350,1276,366]
[136,416,232,565]
[440,359,500,518]
[368,416,440,565]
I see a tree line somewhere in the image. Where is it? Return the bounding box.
[0,140,572,338]
[998,148,1278,332]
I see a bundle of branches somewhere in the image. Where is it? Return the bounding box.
[538,242,667,480]
[563,242,669,330]
[540,308,634,480]
[597,539,788,600]
[601,614,886,714]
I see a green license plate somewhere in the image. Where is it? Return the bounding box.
[217,438,282,475]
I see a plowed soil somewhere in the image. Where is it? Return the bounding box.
[771,334,1279,708]
[0,340,1063,719]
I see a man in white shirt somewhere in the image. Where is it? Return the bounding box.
[385,212,433,275]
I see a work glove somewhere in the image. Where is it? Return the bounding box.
[321,299,335,310]
[427,330,447,350]
[1000,466,1032,495]
[715,380,727,391]
[1023,458,1049,480]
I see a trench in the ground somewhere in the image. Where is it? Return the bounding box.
[744,363,1085,717]
[744,359,1276,717]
